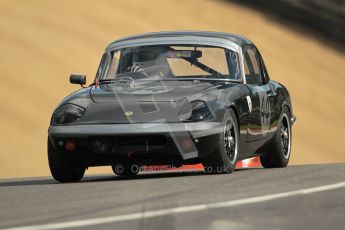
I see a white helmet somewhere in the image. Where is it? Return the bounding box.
[132,51,158,69]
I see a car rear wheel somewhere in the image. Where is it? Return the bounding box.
[112,163,140,176]
[48,138,85,183]
[260,107,292,168]
[202,109,239,174]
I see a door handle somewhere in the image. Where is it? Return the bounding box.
[267,91,276,97]
[267,84,276,97]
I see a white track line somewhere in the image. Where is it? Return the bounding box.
[3,181,345,230]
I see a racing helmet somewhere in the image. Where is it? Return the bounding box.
[132,50,159,68]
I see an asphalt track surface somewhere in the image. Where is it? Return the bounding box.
[0,164,344,230]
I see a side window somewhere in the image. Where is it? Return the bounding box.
[243,47,262,85]
[259,53,270,83]
[95,53,108,79]
[227,50,241,80]
[107,51,121,79]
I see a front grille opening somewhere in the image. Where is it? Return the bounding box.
[90,135,166,154]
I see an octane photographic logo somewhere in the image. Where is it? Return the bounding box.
[113,164,124,174]
[110,79,199,161]
[203,165,228,174]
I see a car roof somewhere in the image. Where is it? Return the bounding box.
[106,31,253,51]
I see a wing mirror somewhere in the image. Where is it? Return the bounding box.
[70,74,86,86]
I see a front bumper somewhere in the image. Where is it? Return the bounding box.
[48,122,223,139]
[48,122,223,164]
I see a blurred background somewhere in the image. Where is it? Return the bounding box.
[0,0,344,178]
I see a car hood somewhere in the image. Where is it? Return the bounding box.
[68,80,236,124]
[90,80,220,103]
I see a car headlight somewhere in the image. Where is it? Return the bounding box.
[52,104,85,125]
[178,102,192,121]
[178,101,211,122]
[190,101,211,121]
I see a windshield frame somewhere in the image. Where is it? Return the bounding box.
[97,40,244,83]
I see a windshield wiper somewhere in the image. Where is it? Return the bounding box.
[97,77,135,84]
[97,79,119,83]
[95,77,161,86]
[159,78,241,83]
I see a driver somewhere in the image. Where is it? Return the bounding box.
[127,48,171,78]
[128,51,157,72]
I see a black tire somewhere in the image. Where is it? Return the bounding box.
[202,109,239,174]
[112,163,140,176]
[260,107,292,168]
[48,138,85,182]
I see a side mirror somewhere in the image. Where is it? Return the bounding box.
[70,74,86,86]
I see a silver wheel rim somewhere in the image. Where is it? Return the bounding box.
[281,114,291,159]
[224,119,238,164]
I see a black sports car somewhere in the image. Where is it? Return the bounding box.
[48,31,296,182]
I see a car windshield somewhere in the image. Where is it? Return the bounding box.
[96,45,241,81]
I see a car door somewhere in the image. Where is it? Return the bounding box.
[243,45,274,142]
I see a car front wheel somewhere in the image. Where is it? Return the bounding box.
[48,138,85,182]
[202,109,239,174]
